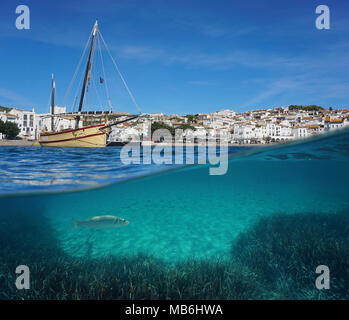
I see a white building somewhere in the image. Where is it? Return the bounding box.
[0,112,19,124]
[232,124,254,143]
[254,125,268,140]
[324,116,349,131]
[214,109,236,118]
[8,108,37,140]
[292,127,309,139]
[149,113,165,121]
[279,126,294,140]
[108,125,142,143]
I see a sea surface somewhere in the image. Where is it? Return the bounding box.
[1,130,349,299]
[0,145,245,194]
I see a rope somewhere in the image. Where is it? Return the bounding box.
[62,28,93,109]
[99,30,141,114]
[97,34,113,111]
[86,39,97,113]
[87,37,104,113]
[91,73,104,111]
[72,57,87,113]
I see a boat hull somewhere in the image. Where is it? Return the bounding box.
[39,124,107,148]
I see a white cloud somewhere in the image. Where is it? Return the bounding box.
[240,79,301,108]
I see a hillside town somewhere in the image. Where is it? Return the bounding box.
[1,105,349,145]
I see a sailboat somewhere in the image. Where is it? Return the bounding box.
[39,20,140,148]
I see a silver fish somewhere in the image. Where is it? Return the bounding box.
[73,215,130,230]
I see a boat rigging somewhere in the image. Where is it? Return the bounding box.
[39,20,143,148]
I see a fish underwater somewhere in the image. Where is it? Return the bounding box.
[73,215,130,230]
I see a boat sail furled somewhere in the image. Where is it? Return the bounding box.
[39,20,140,148]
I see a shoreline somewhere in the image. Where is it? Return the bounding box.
[0,140,278,147]
[0,140,38,146]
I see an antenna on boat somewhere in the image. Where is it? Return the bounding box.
[75,20,98,129]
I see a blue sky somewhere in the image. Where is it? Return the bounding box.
[0,0,349,115]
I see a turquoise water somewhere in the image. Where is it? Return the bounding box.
[0,145,245,194]
[1,130,349,299]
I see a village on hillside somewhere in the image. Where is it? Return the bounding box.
[1,105,349,145]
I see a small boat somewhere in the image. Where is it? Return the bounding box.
[39,20,140,148]
[107,140,127,147]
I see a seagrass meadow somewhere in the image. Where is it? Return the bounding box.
[0,128,349,300]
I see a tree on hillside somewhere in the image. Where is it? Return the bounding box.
[185,114,199,124]
[0,106,11,112]
[288,105,324,111]
[169,117,184,122]
[151,122,175,135]
[177,123,196,131]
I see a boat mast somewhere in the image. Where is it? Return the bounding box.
[51,74,55,132]
[75,20,98,129]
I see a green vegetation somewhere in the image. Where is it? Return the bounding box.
[2,204,349,300]
[151,122,196,136]
[288,105,324,111]
[185,114,199,124]
[0,209,262,300]
[176,123,196,131]
[0,120,20,139]
[263,136,272,144]
[2,255,263,300]
[232,211,349,299]
[0,106,11,112]
[151,121,175,135]
[169,116,184,122]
